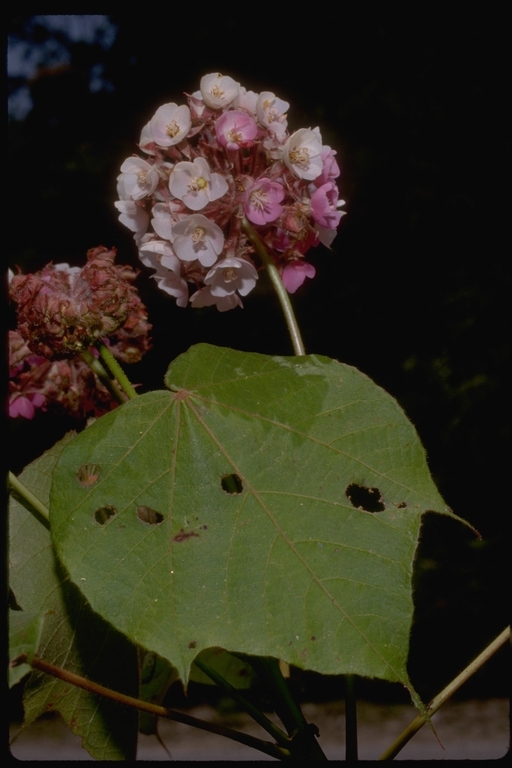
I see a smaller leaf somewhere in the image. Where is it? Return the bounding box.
[8,609,46,688]
[138,650,179,735]
[190,648,256,689]
[10,434,138,760]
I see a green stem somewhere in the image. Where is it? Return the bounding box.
[261,657,308,734]
[193,656,290,748]
[345,674,358,761]
[9,472,50,527]
[12,653,290,760]
[378,626,510,760]
[96,342,138,400]
[258,657,328,761]
[242,217,306,356]
[81,350,126,405]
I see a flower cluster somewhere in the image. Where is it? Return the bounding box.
[116,73,345,311]
[9,248,152,419]
[9,330,117,419]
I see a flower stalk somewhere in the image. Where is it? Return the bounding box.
[242,218,306,356]
[96,343,138,400]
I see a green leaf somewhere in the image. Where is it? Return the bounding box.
[138,649,179,735]
[191,648,256,688]
[50,344,464,695]
[9,435,138,761]
[8,609,46,688]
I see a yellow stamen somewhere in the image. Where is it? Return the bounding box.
[165,120,180,138]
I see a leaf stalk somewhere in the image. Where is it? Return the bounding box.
[13,653,291,761]
[9,472,50,527]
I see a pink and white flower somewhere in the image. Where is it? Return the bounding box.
[170,157,228,211]
[204,257,258,298]
[139,121,155,154]
[172,214,224,266]
[119,157,159,200]
[257,92,289,139]
[200,73,239,109]
[283,128,323,180]
[150,103,191,147]
[233,87,259,115]
[114,200,149,241]
[138,239,180,273]
[115,74,345,311]
[190,286,243,312]
[150,202,181,241]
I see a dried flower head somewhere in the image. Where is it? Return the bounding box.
[10,247,150,359]
[9,248,152,419]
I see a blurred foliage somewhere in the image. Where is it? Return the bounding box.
[8,12,508,701]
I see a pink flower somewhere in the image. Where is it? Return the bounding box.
[244,179,285,225]
[310,182,343,230]
[9,392,46,419]
[215,110,258,150]
[281,261,316,293]
[315,147,340,187]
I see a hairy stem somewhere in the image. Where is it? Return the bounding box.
[242,217,306,356]
[9,472,50,528]
[12,654,290,761]
[96,342,138,400]
[379,626,510,760]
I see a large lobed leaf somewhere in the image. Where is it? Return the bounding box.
[9,435,138,761]
[50,344,460,693]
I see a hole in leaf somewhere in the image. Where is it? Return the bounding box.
[94,505,117,525]
[137,506,164,525]
[345,483,385,513]
[77,464,101,487]
[173,528,199,543]
[221,473,243,494]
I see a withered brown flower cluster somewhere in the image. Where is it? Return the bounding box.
[9,247,151,419]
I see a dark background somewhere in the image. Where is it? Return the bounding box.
[8,13,508,705]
